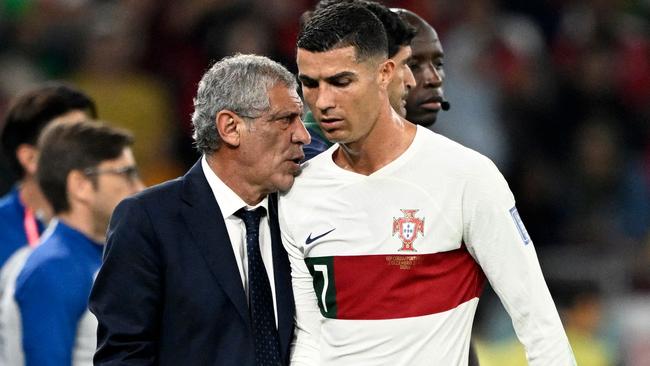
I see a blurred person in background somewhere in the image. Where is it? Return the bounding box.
[7,119,143,366]
[0,83,96,270]
[562,116,650,251]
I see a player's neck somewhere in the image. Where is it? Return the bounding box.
[58,209,106,244]
[335,110,416,175]
[19,177,53,223]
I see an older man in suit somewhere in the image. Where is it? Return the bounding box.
[89,54,311,366]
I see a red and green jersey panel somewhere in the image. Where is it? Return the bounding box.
[305,246,485,320]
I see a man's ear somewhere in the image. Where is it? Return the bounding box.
[216,110,244,147]
[16,144,39,176]
[66,170,94,208]
[378,58,396,90]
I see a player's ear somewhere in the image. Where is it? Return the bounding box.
[16,144,39,176]
[377,58,396,90]
[216,110,244,147]
[67,169,94,207]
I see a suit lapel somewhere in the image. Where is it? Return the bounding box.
[180,160,250,325]
[268,192,295,361]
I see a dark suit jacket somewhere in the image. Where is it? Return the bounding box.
[89,160,295,366]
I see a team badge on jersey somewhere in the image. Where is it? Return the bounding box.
[392,209,424,251]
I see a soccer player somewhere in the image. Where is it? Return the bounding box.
[10,120,143,366]
[299,4,480,364]
[301,0,416,161]
[281,3,576,365]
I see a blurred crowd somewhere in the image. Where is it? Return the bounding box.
[0,0,648,365]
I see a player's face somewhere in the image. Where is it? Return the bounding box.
[388,46,416,117]
[89,148,144,237]
[405,25,445,127]
[239,84,309,193]
[297,46,385,144]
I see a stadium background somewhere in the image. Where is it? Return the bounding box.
[0,0,648,364]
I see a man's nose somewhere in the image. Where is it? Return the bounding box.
[293,118,311,145]
[404,65,416,90]
[423,63,443,87]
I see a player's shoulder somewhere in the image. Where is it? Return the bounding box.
[295,145,338,178]
[0,189,19,216]
[280,149,339,209]
[418,127,498,176]
[16,245,73,296]
[21,228,73,271]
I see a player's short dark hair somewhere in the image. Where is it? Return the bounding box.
[298,1,388,62]
[300,1,415,58]
[362,1,416,58]
[1,83,97,179]
[36,120,132,214]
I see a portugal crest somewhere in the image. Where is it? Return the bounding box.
[392,209,424,251]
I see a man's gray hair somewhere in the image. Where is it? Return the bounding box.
[191,54,297,154]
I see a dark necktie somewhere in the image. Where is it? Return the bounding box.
[235,207,281,366]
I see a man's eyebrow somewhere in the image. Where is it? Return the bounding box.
[324,71,356,83]
[298,74,317,84]
[267,105,304,121]
[298,71,356,85]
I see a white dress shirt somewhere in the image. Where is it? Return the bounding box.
[201,156,278,326]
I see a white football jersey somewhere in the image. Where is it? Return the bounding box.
[280,126,575,365]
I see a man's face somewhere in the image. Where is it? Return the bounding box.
[239,84,309,193]
[90,147,144,234]
[388,46,416,117]
[297,46,386,144]
[404,24,446,127]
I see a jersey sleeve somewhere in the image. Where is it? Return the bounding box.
[278,197,321,365]
[14,259,88,366]
[461,157,576,365]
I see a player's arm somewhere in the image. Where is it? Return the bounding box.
[462,157,576,366]
[278,198,321,365]
[89,197,163,365]
[15,260,87,366]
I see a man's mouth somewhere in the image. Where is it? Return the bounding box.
[287,155,304,175]
[318,117,344,131]
[320,117,343,124]
[419,96,443,111]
